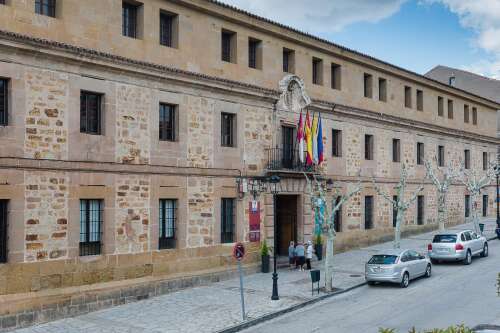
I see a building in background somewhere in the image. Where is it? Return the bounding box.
[0,0,499,329]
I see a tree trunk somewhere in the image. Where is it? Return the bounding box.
[324,228,335,292]
[437,191,446,231]
[394,209,405,249]
[471,193,480,234]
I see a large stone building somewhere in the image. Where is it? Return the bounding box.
[0,0,499,329]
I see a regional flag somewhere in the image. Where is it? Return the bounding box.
[305,110,313,166]
[297,112,304,163]
[317,113,324,165]
[312,112,319,165]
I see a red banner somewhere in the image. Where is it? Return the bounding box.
[249,201,260,242]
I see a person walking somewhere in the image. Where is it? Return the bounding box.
[288,241,295,269]
[295,242,305,271]
[306,240,314,270]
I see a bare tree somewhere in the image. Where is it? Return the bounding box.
[372,164,424,249]
[424,159,460,231]
[305,175,361,292]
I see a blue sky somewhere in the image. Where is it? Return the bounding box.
[221,0,500,79]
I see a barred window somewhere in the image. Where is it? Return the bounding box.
[248,38,261,69]
[160,11,177,48]
[283,48,294,73]
[0,200,8,263]
[159,199,176,249]
[364,196,373,230]
[35,0,56,17]
[221,30,236,63]
[417,142,424,165]
[483,152,488,170]
[122,1,139,38]
[0,78,8,126]
[392,139,400,163]
[221,198,235,243]
[221,113,236,147]
[438,145,445,167]
[464,149,470,169]
[80,91,102,135]
[159,103,176,141]
[312,57,323,85]
[332,129,342,157]
[80,199,103,256]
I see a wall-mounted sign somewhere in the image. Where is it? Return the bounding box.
[249,200,260,242]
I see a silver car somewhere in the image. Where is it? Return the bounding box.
[428,230,488,265]
[365,249,432,288]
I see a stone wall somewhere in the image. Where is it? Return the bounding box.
[186,177,215,248]
[187,96,214,168]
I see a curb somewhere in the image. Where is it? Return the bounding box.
[216,281,367,333]
[473,324,500,332]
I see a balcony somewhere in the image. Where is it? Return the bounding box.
[265,147,317,173]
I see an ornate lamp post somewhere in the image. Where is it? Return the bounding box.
[268,175,281,300]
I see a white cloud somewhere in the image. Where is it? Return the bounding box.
[220,0,406,33]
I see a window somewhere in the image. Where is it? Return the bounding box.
[122,1,140,38]
[221,113,236,147]
[392,195,398,228]
[364,73,373,98]
[438,96,444,117]
[404,86,412,108]
[464,104,469,123]
[80,199,103,256]
[332,129,342,157]
[334,197,342,232]
[159,199,176,249]
[159,103,176,141]
[312,57,323,85]
[0,78,8,126]
[364,196,374,230]
[417,195,424,225]
[483,152,488,170]
[281,126,295,169]
[221,198,235,243]
[159,11,178,48]
[221,30,236,63]
[331,63,341,90]
[416,89,423,111]
[0,200,7,263]
[248,38,262,69]
[417,142,424,165]
[447,99,453,119]
[472,107,477,125]
[483,195,488,217]
[364,134,374,160]
[0,1,5,5]
[80,91,102,135]
[465,195,470,218]
[438,145,445,167]
[35,0,56,17]
[283,48,295,73]
[392,138,400,163]
[464,149,470,169]
[378,78,387,102]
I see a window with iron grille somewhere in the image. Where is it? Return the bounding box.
[438,96,444,117]
[447,99,454,119]
[80,91,102,135]
[438,145,445,167]
[465,195,470,218]
[331,63,341,90]
[392,138,400,163]
[483,152,488,170]
[483,195,488,217]
[404,86,412,108]
[80,199,103,256]
[160,11,177,48]
[332,129,342,157]
[312,57,323,85]
[0,78,7,126]
[417,142,424,165]
[122,1,139,38]
[364,134,374,160]
[0,200,8,263]
[416,90,423,111]
[417,195,424,225]
[221,198,235,243]
[334,197,342,232]
[464,104,469,123]
[464,149,470,169]
[364,196,373,230]
[159,103,176,141]
[378,78,387,102]
[392,195,398,228]
[248,38,261,69]
[221,30,236,63]
[283,48,294,73]
[35,0,56,17]
[364,73,373,98]
[472,107,477,125]
[159,199,176,249]
[221,112,235,147]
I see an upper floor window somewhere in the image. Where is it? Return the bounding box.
[392,138,400,163]
[364,134,374,160]
[221,113,236,147]
[248,38,262,69]
[404,86,412,108]
[35,0,56,17]
[332,129,342,157]
[159,103,177,141]
[312,57,323,85]
[0,78,8,126]
[80,199,103,256]
[464,149,470,169]
[417,142,424,165]
[472,107,477,125]
[364,73,373,98]
[123,1,141,38]
[483,152,488,170]
[0,200,8,263]
[447,99,454,119]
[283,48,295,73]
[438,96,444,117]
[0,0,6,5]
[378,78,387,102]
[331,63,341,90]
[160,11,178,48]
[80,91,102,135]
[416,90,423,111]
[159,199,177,249]
[438,145,445,167]
[221,30,236,63]
[464,104,469,123]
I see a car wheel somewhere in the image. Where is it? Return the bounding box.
[463,250,472,265]
[425,264,432,278]
[481,243,489,258]
[430,259,439,265]
[400,272,410,288]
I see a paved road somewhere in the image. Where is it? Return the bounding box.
[243,240,500,333]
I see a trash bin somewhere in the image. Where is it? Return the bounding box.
[479,223,485,233]
[310,269,320,295]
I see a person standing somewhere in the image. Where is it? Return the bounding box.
[288,241,295,269]
[306,240,314,270]
[295,242,305,271]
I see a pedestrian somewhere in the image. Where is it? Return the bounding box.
[288,241,295,269]
[306,240,314,270]
[295,242,305,271]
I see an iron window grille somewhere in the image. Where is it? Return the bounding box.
[483,152,488,171]
[160,12,175,47]
[221,113,235,147]
[482,195,488,217]
[392,139,400,163]
[80,91,102,135]
[35,0,56,17]
[438,145,445,167]
[159,103,176,141]
[221,31,234,63]
[122,1,138,38]
[465,195,470,218]
[0,200,8,263]
[0,78,7,126]
[80,199,103,256]
[332,129,342,157]
[159,199,176,249]
[221,198,235,243]
[364,196,374,230]
[417,196,424,225]
[464,150,470,169]
[417,142,424,165]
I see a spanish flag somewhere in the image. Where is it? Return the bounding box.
[305,110,313,166]
[312,112,318,165]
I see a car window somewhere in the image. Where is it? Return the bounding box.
[470,232,478,239]
[368,255,398,265]
[433,234,457,243]
[400,252,411,262]
[461,234,466,242]
[464,232,472,241]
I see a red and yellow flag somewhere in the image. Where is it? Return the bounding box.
[305,110,313,166]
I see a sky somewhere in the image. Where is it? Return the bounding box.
[219,0,500,79]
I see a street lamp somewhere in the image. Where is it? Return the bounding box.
[268,175,281,301]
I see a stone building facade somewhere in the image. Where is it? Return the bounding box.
[0,0,499,329]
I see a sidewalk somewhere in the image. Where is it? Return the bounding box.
[14,219,498,333]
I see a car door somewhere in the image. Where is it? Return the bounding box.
[402,251,417,277]
[469,231,482,254]
[409,250,426,276]
[463,231,474,253]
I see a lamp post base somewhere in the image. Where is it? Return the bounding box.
[271,273,279,300]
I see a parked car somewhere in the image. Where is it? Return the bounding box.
[427,230,488,265]
[365,249,432,288]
